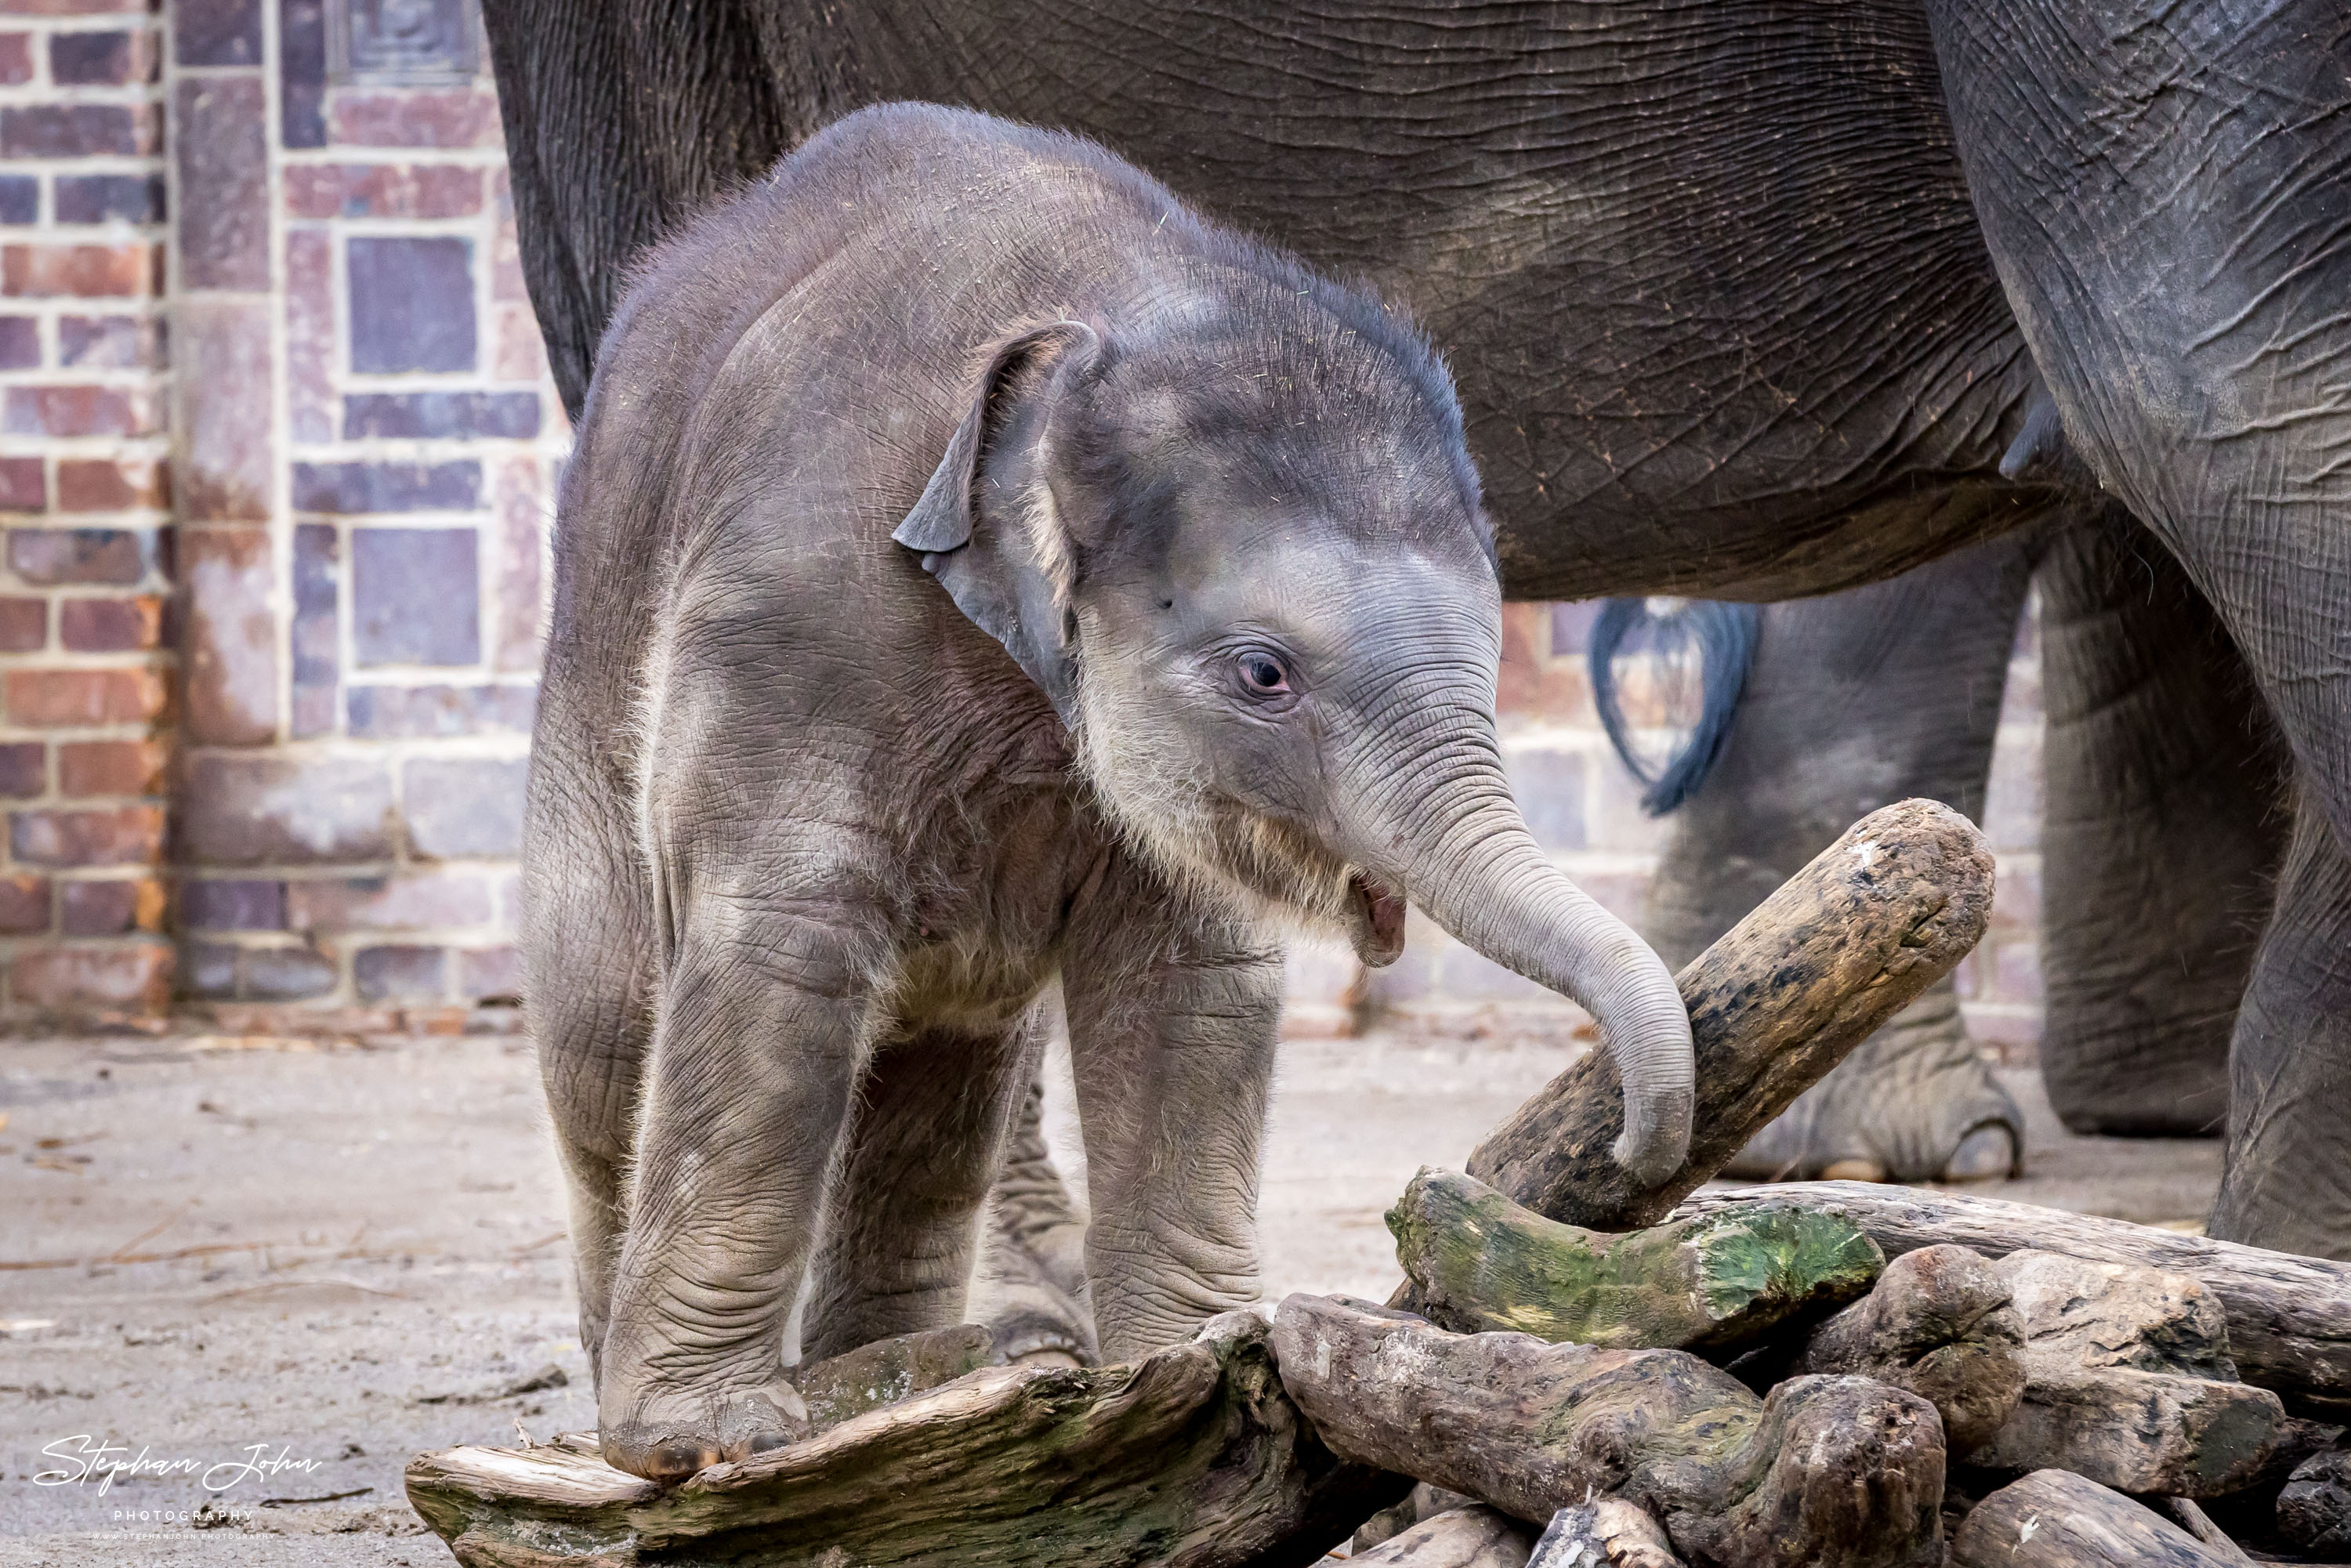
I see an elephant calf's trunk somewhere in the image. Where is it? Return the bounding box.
[1395,813,1694,1186]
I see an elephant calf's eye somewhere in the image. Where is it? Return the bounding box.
[1237,651,1291,696]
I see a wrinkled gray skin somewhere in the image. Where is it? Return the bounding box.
[483,0,2351,1258]
[523,105,1693,1481]
[1642,503,2292,1181]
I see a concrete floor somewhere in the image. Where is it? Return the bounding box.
[0,1027,2225,1566]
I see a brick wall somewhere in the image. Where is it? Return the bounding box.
[0,0,172,1021]
[162,0,560,1022]
[0,0,2048,1048]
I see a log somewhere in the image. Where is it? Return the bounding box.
[1948,1469,2241,1567]
[1673,1181,2351,1417]
[1470,799,1992,1230]
[2278,1448,2351,1557]
[786,1322,993,1434]
[1962,1251,2284,1496]
[1268,1293,1943,1568]
[1389,1169,1881,1355]
[2154,1498,2256,1567]
[1529,1501,1683,1567]
[1351,1505,1537,1566]
[1792,1243,2025,1450]
[404,1309,1403,1567]
[1357,1483,1479,1552]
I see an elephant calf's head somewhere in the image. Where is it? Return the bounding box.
[897,265,1694,1182]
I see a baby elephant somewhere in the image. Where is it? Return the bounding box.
[522,103,1693,1482]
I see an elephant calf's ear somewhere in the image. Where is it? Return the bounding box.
[893,321,1098,726]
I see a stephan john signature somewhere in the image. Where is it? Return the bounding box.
[34,1435,328,1495]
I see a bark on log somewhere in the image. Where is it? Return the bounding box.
[1792,1243,2025,1450]
[1948,1469,2241,1567]
[1390,1169,1881,1355]
[404,1310,1402,1567]
[1672,1182,2351,1417]
[1268,1293,1943,1568]
[1351,1506,1537,1567]
[1529,1501,1684,1567]
[2278,1448,2351,1556]
[786,1323,994,1434]
[1470,800,1992,1230]
[1957,1251,2281,1495]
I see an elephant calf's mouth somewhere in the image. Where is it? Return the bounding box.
[1350,873,1407,968]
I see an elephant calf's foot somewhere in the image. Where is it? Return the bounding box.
[968,1078,1099,1367]
[1722,981,2024,1185]
[598,1376,811,1482]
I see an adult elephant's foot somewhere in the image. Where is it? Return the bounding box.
[1718,980,2023,1184]
[597,1374,811,1482]
[968,1077,1097,1368]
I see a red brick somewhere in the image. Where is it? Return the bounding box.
[0,871,45,931]
[2,242,154,298]
[60,594,161,652]
[56,456,165,512]
[491,303,548,385]
[284,163,482,220]
[5,667,167,726]
[328,89,500,150]
[59,874,161,934]
[0,454,42,512]
[0,31,31,83]
[11,940,172,1013]
[0,596,42,650]
[11,802,165,865]
[3,384,157,437]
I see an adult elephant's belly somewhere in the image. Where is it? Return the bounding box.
[849,0,2049,599]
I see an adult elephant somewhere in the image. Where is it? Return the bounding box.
[1604,503,2291,1184]
[480,1,2351,1255]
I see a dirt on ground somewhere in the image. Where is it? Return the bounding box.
[0,1026,2225,1566]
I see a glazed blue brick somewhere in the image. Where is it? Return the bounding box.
[183,878,285,932]
[56,173,163,225]
[343,391,540,441]
[278,0,324,147]
[176,0,262,67]
[346,237,475,373]
[347,683,534,738]
[245,943,336,1001]
[292,460,480,513]
[292,523,338,737]
[183,940,237,999]
[352,527,479,667]
[0,176,35,226]
[354,944,445,1004]
[0,317,37,371]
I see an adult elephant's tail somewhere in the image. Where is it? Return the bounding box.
[1588,598,1759,816]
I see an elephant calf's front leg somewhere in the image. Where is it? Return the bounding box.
[597,922,866,1481]
[1063,889,1284,1363]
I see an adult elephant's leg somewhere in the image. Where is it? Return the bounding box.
[1924,0,2351,1253]
[2036,505,2291,1136]
[1643,523,2047,1182]
[965,1053,1098,1367]
[799,1010,1042,1363]
[1060,857,1284,1363]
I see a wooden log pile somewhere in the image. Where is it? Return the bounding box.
[403,802,2351,1565]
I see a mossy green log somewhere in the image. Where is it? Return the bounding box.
[1389,1168,1881,1355]
[404,1312,1401,1567]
